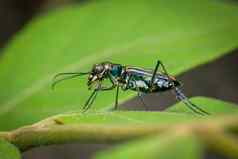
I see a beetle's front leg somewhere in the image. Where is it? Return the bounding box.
[99,83,119,110]
[121,73,133,90]
[96,74,120,110]
[83,89,98,111]
[99,73,117,91]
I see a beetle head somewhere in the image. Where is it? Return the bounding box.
[87,62,111,87]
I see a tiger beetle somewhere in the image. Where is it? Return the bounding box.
[52,60,210,115]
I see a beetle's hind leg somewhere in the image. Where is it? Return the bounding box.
[137,92,149,111]
[174,87,210,115]
[150,60,169,86]
[133,78,149,111]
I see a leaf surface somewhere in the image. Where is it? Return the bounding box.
[39,97,238,126]
[95,133,202,159]
[0,139,21,159]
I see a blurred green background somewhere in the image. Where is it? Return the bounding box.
[0,0,237,159]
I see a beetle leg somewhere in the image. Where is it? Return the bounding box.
[99,84,119,110]
[106,73,120,110]
[99,73,117,91]
[83,78,117,112]
[174,87,210,115]
[150,60,169,86]
[100,85,116,91]
[83,89,98,112]
[137,92,148,111]
[131,77,149,110]
[114,85,120,110]
[125,74,133,88]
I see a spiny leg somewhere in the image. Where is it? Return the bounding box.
[83,89,98,111]
[87,91,98,110]
[175,87,210,115]
[114,85,120,110]
[174,87,210,115]
[137,92,149,111]
[176,94,204,115]
[133,78,149,111]
[159,61,169,76]
[150,60,169,86]
[175,89,204,115]
[99,77,118,110]
[83,84,116,112]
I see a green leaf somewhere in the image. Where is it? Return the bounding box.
[166,97,238,115]
[0,0,238,130]
[0,139,21,159]
[53,111,198,125]
[53,97,238,125]
[37,97,238,127]
[95,133,202,159]
[0,98,237,151]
